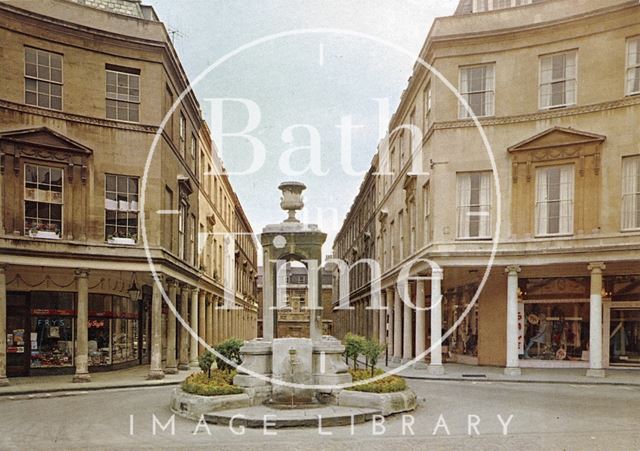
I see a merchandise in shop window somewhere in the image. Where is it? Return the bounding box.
[523,304,588,361]
[30,317,74,368]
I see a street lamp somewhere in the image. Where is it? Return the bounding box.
[127,272,141,302]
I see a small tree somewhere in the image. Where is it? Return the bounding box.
[344,333,366,370]
[198,350,215,378]
[214,338,243,372]
[363,339,385,377]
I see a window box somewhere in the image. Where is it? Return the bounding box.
[29,230,60,240]
[108,237,136,245]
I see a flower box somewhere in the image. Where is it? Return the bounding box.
[29,230,60,240]
[108,237,136,245]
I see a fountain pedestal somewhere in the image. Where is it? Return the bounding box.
[270,338,314,405]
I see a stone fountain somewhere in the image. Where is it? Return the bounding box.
[171,183,416,426]
[233,182,352,406]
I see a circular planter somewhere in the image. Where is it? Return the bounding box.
[337,389,417,416]
[170,387,251,420]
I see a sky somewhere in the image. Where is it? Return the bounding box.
[146,0,460,259]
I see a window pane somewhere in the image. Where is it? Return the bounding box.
[117,176,127,193]
[106,175,116,192]
[128,177,138,194]
[25,63,37,77]
[25,165,37,184]
[50,68,62,83]
[25,48,36,64]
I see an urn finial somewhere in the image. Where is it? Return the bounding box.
[278,181,306,223]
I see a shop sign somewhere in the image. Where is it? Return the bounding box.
[89,311,137,319]
[31,308,76,316]
[517,303,525,354]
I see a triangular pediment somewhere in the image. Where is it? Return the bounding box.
[508,127,606,153]
[0,127,92,155]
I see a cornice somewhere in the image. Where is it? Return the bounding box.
[0,99,158,133]
[435,95,640,130]
[429,1,637,46]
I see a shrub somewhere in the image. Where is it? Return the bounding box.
[214,337,243,372]
[198,350,216,378]
[181,370,243,396]
[346,368,407,393]
[343,333,367,370]
[362,340,385,377]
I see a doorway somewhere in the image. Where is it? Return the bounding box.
[7,293,30,377]
[608,305,640,366]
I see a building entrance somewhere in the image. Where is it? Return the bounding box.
[608,305,640,366]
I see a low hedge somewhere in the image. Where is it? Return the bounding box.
[181,370,243,396]
[346,368,407,393]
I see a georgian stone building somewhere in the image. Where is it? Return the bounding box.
[333,0,640,376]
[332,161,378,341]
[0,0,257,384]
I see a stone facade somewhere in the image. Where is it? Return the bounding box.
[0,0,257,384]
[333,0,640,376]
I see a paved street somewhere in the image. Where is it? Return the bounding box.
[1,379,639,450]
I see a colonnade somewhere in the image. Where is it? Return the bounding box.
[145,275,258,380]
[333,263,608,378]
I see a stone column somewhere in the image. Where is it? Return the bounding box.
[165,280,178,374]
[402,283,413,364]
[0,266,9,386]
[178,285,190,370]
[222,307,228,341]
[206,294,213,346]
[372,299,379,347]
[308,263,321,341]
[73,269,90,382]
[189,287,199,366]
[148,276,165,379]
[213,297,220,344]
[505,265,522,376]
[428,268,444,375]
[415,279,427,369]
[242,309,247,340]
[378,288,386,346]
[262,253,274,340]
[393,286,402,364]
[386,288,394,358]
[587,262,606,377]
[198,289,206,354]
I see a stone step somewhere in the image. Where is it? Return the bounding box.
[204,405,382,428]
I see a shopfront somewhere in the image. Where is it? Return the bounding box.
[519,277,591,368]
[606,303,640,366]
[603,275,640,367]
[6,291,149,377]
[443,286,479,365]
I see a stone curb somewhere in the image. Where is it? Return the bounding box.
[0,379,183,398]
[396,374,640,387]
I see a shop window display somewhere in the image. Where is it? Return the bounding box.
[111,297,139,364]
[610,309,640,365]
[448,299,478,357]
[88,319,111,366]
[89,294,112,367]
[30,292,75,368]
[523,302,589,361]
